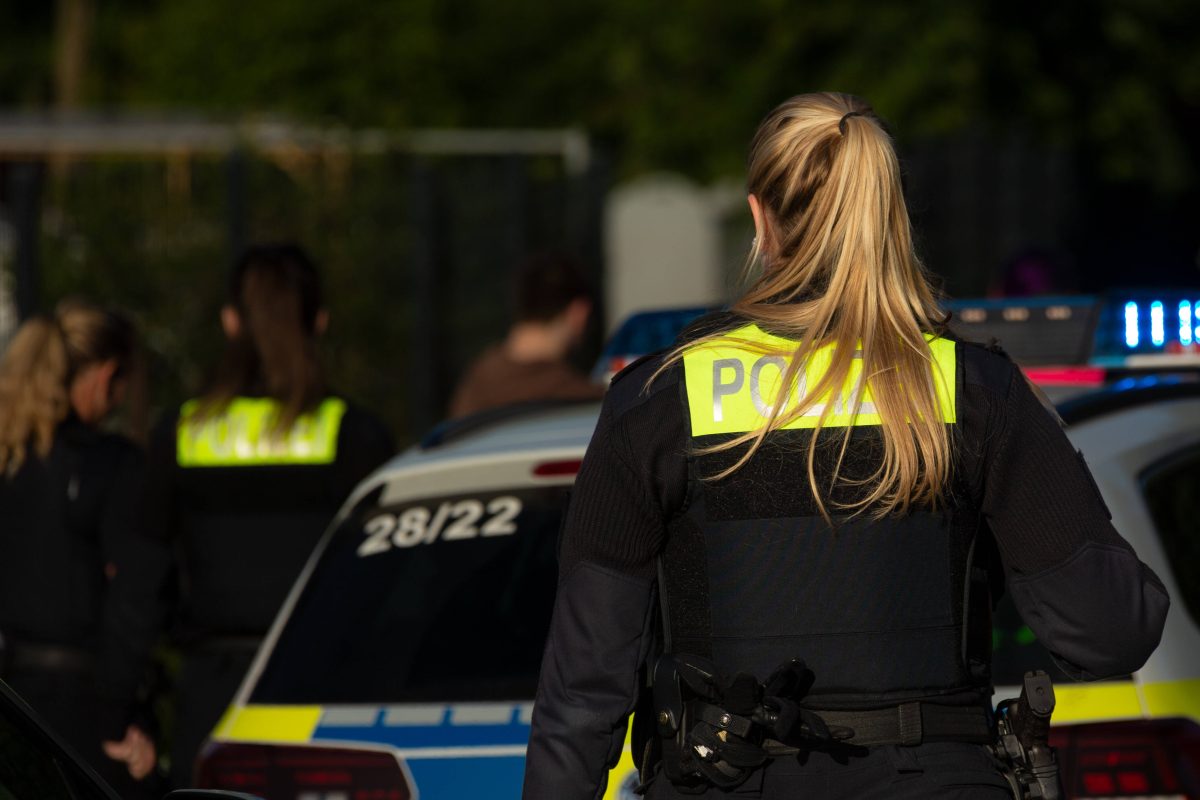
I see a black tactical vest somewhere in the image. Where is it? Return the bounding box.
[661,323,993,711]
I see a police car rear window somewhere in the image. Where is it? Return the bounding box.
[249,485,567,704]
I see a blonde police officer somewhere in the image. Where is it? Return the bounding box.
[523,94,1168,799]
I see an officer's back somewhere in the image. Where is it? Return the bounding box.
[145,243,394,787]
[522,92,1169,800]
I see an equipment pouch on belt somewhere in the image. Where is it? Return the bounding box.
[991,670,1064,800]
[646,653,849,793]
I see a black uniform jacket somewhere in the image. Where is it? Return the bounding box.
[145,395,394,642]
[522,333,1170,800]
[0,417,169,739]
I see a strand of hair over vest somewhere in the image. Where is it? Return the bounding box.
[651,92,951,523]
[195,258,326,435]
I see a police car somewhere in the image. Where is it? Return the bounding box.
[198,294,1200,800]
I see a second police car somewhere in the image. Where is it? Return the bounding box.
[198,293,1200,800]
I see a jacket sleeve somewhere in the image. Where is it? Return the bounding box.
[523,377,678,800]
[979,366,1170,680]
[96,442,171,739]
[524,562,657,800]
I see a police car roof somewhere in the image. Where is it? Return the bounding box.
[343,400,602,508]
[1058,372,1200,426]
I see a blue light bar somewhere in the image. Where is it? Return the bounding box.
[1181,301,1194,347]
[1124,302,1139,348]
[1150,300,1165,347]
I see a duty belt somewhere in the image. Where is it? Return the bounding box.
[809,702,994,747]
[647,653,993,793]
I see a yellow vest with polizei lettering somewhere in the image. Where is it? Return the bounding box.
[682,324,957,437]
[176,397,346,467]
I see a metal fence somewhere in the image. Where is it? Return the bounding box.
[0,118,609,442]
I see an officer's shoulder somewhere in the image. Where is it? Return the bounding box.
[92,429,145,469]
[677,309,741,344]
[336,398,392,438]
[606,351,680,418]
[954,335,1018,398]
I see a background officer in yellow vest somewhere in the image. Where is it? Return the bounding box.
[523,94,1168,799]
[145,243,394,788]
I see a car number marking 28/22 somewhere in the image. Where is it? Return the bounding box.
[357,496,523,556]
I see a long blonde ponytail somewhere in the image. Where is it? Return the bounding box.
[660,92,950,519]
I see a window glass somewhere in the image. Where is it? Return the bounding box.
[251,484,568,704]
[1141,445,1200,627]
[0,688,110,800]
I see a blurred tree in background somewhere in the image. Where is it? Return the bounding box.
[5,0,1195,185]
[69,0,1200,288]
[0,0,1197,439]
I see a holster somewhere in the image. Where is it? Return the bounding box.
[643,653,846,793]
[991,671,1063,800]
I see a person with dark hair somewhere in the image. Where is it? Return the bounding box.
[145,243,394,787]
[523,94,1168,799]
[0,299,167,795]
[449,252,605,418]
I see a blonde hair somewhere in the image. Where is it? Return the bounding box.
[660,92,949,519]
[0,299,138,474]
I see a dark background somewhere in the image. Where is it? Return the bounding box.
[0,0,1197,441]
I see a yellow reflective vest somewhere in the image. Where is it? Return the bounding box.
[176,397,347,468]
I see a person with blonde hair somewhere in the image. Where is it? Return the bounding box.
[523,93,1168,798]
[0,299,165,794]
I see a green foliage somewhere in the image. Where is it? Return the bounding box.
[74,0,1199,188]
[0,2,54,106]
[2,0,1196,184]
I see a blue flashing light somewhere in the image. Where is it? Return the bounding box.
[1181,301,1194,347]
[1124,302,1139,348]
[1150,300,1165,347]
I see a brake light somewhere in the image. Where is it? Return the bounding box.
[532,459,582,477]
[197,742,413,799]
[1051,718,1200,799]
[1023,366,1107,387]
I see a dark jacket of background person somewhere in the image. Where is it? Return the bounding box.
[522,94,1170,800]
[143,244,394,787]
[0,301,168,796]
[449,252,604,418]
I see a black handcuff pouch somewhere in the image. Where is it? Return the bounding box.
[642,653,849,794]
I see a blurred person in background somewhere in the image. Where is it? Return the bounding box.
[449,252,605,418]
[145,243,394,787]
[0,299,167,796]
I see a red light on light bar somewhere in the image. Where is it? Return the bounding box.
[533,459,583,477]
[1023,366,1107,386]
